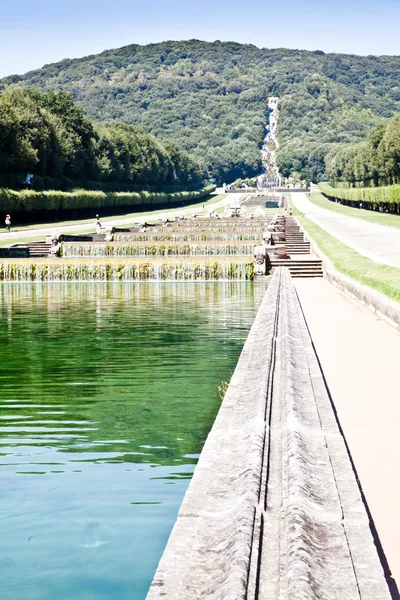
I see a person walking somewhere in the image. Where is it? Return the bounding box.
[95,214,102,235]
[5,214,11,231]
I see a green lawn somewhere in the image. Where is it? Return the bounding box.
[0,194,228,234]
[0,231,93,248]
[291,201,400,303]
[309,192,400,229]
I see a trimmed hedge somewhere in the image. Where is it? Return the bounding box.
[319,183,400,214]
[0,185,216,215]
[0,172,206,194]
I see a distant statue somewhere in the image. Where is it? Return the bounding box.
[22,173,34,186]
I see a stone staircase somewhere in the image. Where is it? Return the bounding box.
[285,218,311,255]
[269,257,323,278]
[285,236,311,254]
[269,217,323,278]
[12,242,52,257]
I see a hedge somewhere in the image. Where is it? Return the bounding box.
[0,172,204,194]
[319,183,400,214]
[0,185,216,215]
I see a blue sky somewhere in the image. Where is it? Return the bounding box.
[1,0,399,77]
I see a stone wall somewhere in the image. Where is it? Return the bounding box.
[0,247,30,258]
[146,268,391,599]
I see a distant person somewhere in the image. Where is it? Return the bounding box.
[5,214,11,231]
[22,173,34,187]
[95,215,102,234]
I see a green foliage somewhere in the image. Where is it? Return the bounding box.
[3,42,400,184]
[0,185,215,215]
[0,88,205,190]
[325,114,400,187]
[319,183,400,213]
[218,379,230,401]
[3,41,400,182]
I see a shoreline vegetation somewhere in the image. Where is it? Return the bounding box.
[291,200,400,303]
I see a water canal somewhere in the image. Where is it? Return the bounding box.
[0,282,265,600]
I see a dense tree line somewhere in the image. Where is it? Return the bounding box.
[2,40,400,183]
[325,115,400,186]
[0,88,204,190]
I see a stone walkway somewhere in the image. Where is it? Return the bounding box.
[147,270,390,600]
[0,193,239,244]
[291,192,400,268]
[295,278,400,590]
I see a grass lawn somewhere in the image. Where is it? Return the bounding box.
[0,194,228,234]
[0,232,88,248]
[309,192,400,229]
[291,201,400,303]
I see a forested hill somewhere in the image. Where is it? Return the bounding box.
[2,40,400,182]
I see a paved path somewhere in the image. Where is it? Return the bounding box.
[292,193,400,268]
[0,193,239,244]
[295,278,400,589]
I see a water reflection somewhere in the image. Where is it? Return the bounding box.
[0,282,264,600]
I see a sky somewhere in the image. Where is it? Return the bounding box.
[1,0,399,78]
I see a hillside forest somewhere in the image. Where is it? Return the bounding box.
[1,40,400,185]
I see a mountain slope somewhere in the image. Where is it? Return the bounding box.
[2,40,400,182]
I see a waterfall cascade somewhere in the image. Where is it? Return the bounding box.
[258,97,282,189]
[0,212,294,282]
[114,232,266,242]
[61,242,256,259]
[0,260,254,282]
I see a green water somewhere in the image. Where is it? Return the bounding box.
[0,282,264,600]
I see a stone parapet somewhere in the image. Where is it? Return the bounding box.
[146,268,391,600]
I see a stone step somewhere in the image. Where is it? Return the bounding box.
[269,256,323,278]
[270,261,322,266]
[286,247,311,251]
[286,242,310,245]
[13,242,52,257]
[286,241,310,245]
[286,247,311,252]
[290,272,324,278]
